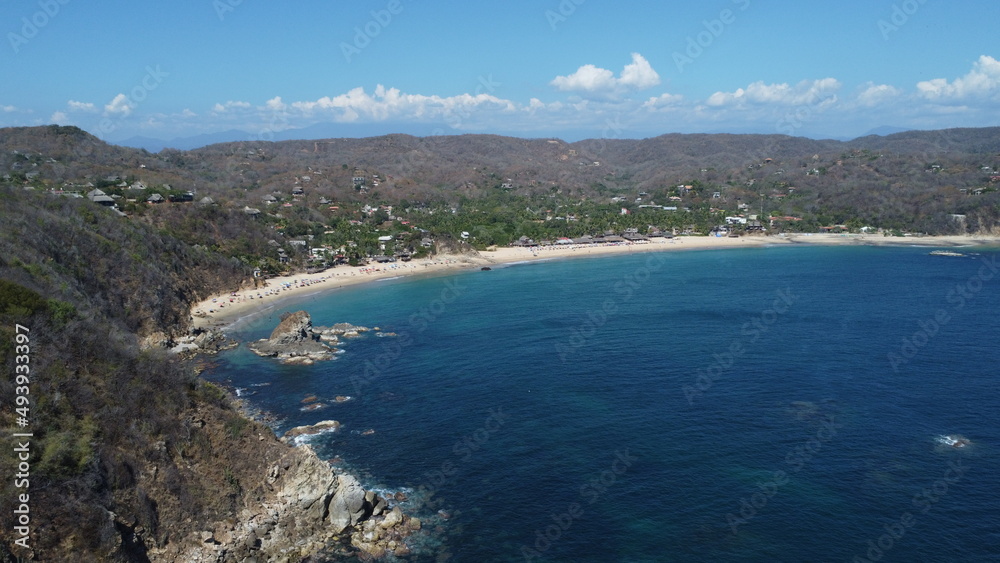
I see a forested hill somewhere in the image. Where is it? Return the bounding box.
[3,124,1000,266]
[3,125,999,206]
[0,186,264,561]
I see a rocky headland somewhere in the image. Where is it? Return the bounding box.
[151,441,422,562]
[144,311,425,561]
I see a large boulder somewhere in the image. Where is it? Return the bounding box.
[192,329,238,353]
[329,474,373,534]
[269,311,314,345]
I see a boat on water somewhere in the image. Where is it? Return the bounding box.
[929,250,966,257]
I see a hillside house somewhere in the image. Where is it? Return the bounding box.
[88,188,116,207]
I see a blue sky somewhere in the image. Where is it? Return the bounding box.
[2,0,999,144]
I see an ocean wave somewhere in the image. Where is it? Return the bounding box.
[935,434,971,449]
[288,426,340,447]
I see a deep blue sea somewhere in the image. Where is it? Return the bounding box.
[206,245,1000,562]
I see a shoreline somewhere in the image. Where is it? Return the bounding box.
[190,234,1000,331]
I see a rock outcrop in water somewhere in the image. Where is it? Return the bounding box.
[247,312,375,364]
[247,311,333,364]
[316,322,372,343]
[281,420,341,443]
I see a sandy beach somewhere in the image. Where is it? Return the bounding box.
[190,233,1000,330]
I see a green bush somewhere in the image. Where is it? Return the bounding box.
[0,279,47,317]
[224,415,248,439]
[37,416,96,478]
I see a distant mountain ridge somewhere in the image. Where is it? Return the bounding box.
[9,124,1000,175]
[117,122,448,152]
[115,124,928,153]
[6,125,1000,206]
[862,125,913,137]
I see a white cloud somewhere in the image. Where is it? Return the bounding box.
[104,93,134,117]
[524,97,564,113]
[288,84,516,125]
[552,65,616,93]
[59,59,1000,144]
[264,96,286,111]
[619,53,661,89]
[2,105,15,113]
[856,83,902,107]
[707,78,841,107]
[917,55,1000,102]
[50,111,70,124]
[139,116,162,129]
[67,100,97,113]
[551,53,660,98]
[211,100,252,113]
[643,93,684,110]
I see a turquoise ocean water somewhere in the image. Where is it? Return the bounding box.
[206,245,1000,562]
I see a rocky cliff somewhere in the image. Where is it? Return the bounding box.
[141,408,421,563]
[151,440,420,562]
[150,312,420,561]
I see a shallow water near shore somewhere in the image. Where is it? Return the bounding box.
[206,245,1000,562]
